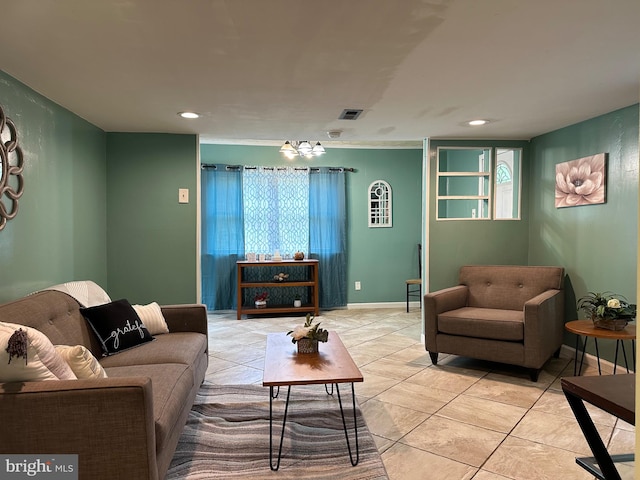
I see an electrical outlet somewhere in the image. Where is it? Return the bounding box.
[355,281,361,291]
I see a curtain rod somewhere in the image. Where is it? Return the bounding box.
[201,164,355,172]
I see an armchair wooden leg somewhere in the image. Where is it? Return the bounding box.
[429,352,438,365]
[529,368,541,382]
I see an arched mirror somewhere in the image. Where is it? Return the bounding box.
[368,180,392,227]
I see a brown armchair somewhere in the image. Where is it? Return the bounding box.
[424,265,565,381]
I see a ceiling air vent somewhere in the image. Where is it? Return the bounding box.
[338,109,363,120]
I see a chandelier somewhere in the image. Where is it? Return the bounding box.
[279,141,326,159]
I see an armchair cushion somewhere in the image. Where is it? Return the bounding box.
[461,265,563,310]
[438,307,523,341]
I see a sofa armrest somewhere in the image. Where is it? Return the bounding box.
[523,289,565,368]
[424,285,468,350]
[161,303,208,336]
[0,377,158,480]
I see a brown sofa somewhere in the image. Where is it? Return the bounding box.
[425,265,565,381]
[0,290,208,480]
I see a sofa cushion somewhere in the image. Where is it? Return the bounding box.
[0,322,77,381]
[105,363,195,453]
[438,307,524,341]
[99,332,207,369]
[81,299,153,356]
[133,302,169,335]
[0,291,104,358]
[55,344,108,379]
[100,332,207,388]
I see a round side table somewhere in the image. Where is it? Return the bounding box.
[565,319,636,375]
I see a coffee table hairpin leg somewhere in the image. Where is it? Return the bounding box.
[269,385,291,471]
[335,383,360,466]
[268,383,360,471]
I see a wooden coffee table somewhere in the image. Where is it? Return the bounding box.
[262,331,364,471]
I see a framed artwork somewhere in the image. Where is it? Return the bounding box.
[555,153,607,208]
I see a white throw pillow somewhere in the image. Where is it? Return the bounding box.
[55,344,108,379]
[133,302,169,335]
[0,322,77,382]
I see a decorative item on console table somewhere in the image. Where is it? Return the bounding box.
[294,251,305,260]
[577,291,637,331]
[293,295,302,308]
[254,291,268,309]
[287,314,328,354]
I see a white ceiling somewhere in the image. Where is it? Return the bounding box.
[1,0,638,147]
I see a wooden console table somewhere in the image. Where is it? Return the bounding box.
[236,259,319,320]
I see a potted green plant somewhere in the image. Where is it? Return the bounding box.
[287,314,328,353]
[293,294,302,308]
[577,291,636,330]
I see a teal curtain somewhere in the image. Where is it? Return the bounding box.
[201,165,244,310]
[310,168,347,308]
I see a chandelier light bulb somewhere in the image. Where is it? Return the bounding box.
[279,140,326,158]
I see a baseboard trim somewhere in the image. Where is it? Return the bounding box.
[558,344,633,374]
[346,301,420,309]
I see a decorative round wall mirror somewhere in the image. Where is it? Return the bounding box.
[0,105,25,231]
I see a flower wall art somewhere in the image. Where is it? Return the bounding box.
[555,153,607,208]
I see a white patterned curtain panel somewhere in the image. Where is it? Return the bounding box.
[242,167,309,257]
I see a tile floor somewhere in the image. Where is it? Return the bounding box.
[203,307,635,480]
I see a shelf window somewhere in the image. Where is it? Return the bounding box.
[436,146,522,221]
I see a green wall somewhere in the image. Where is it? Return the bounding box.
[528,104,639,361]
[200,144,423,304]
[427,140,531,292]
[0,71,107,302]
[106,133,198,304]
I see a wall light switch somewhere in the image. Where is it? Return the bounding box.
[179,188,189,204]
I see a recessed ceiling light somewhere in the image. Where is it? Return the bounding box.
[179,111,200,119]
[468,119,488,126]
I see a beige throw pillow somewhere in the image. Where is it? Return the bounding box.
[55,344,108,379]
[133,302,169,335]
[0,322,77,382]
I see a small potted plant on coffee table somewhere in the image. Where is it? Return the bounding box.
[287,314,328,354]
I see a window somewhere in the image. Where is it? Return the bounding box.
[243,167,309,256]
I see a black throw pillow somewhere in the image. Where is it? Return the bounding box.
[81,299,153,356]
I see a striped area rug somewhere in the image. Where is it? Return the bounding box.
[167,384,389,479]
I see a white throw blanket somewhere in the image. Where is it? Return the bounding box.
[40,281,111,308]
